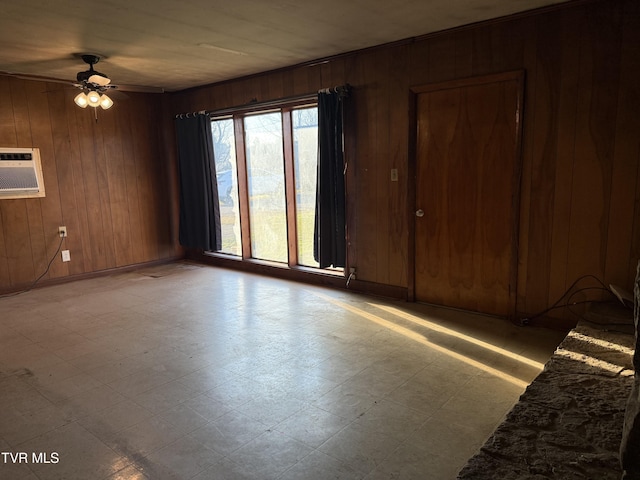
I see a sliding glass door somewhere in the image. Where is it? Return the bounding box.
[292,107,319,267]
[211,118,241,256]
[211,104,330,271]
[244,112,287,263]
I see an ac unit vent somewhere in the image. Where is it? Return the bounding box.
[0,148,46,199]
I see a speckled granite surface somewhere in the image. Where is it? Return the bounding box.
[457,320,636,480]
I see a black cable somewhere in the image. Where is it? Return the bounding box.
[0,234,65,298]
[518,274,629,325]
[567,303,636,335]
[535,298,609,315]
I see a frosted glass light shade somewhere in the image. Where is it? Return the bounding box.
[99,94,113,110]
[87,90,101,107]
[74,92,89,108]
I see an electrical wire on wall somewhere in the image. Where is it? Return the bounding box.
[516,274,635,333]
[0,235,65,298]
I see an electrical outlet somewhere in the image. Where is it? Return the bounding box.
[347,267,356,286]
[58,226,67,238]
[61,250,70,262]
[390,169,398,182]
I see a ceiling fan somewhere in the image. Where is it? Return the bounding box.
[0,52,165,117]
[73,54,116,110]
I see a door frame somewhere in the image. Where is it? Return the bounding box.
[407,70,525,317]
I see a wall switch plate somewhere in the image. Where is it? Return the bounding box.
[390,169,398,182]
[61,250,70,262]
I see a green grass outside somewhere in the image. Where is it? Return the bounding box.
[219,206,319,267]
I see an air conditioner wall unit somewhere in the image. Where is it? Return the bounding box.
[0,147,46,199]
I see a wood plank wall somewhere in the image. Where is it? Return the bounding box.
[0,79,179,293]
[170,0,640,323]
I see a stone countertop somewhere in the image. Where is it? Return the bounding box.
[457,319,636,480]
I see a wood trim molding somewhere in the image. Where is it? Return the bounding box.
[189,250,408,300]
[0,256,184,296]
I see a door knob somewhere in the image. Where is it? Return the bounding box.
[415,209,425,217]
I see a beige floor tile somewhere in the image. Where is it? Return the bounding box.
[275,404,351,448]
[176,367,237,395]
[33,374,111,406]
[407,415,485,462]
[106,368,176,397]
[0,403,70,447]
[0,329,33,350]
[191,456,260,480]
[78,399,154,436]
[343,365,409,397]
[279,450,364,480]
[52,339,115,362]
[233,388,308,428]
[227,429,313,479]
[0,342,66,370]
[437,392,514,439]
[55,384,127,421]
[0,375,55,414]
[105,464,150,480]
[141,435,222,479]
[0,438,39,479]
[154,401,214,433]
[318,422,402,475]
[273,371,341,403]
[24,361,84,386]
[107,415,187,457]
[130,379,200,414]
[364,442,462,480]
[17,422,130,480]
[177,393,232,423]
[352,398,431,442]
[312,384,380,422]
[0,262,564,479]
[203,376,263,408]
[188,411,269,456]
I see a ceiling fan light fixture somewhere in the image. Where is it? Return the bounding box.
[87,90,101,107]
[73,54,118,113]
[74,92,89,108]
[89,73,111,86]
[99,94,113,110]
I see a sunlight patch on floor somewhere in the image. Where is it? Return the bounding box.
[311,292,531,389]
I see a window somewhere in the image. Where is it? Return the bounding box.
[211,103,336,272]
[292,107,319,267]
[211,118,240,256]
[244,112,288,263]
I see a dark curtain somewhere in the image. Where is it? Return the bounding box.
[314,90,347,268]
[175,114,222,251]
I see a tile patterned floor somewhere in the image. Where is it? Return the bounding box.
[0,262,566,479]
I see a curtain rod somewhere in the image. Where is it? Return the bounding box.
[175,110,206,119]
[318,84,351,96]
[175,83,351,119]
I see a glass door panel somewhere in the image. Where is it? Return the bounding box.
[212,118,241,255]
[292,107,319,267]
[244,112,288,262]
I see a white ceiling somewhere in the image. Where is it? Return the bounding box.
[0,0,571,92]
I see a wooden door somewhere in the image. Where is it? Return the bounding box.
[413,71,524,317]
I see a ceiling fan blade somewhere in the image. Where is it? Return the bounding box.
[113,83,165,94]
[1,71,164,95]
[0,71,72,85]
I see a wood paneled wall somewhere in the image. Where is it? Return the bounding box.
[171,0,640,323]
[0,78,179,293]
[3,0,629,322]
